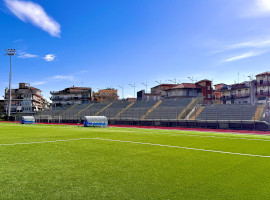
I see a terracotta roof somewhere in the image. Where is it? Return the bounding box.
[196,79,212,83]
[166,83,199,90]
[152,84,177,88]
[256,72,270,76]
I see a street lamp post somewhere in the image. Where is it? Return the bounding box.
[141,82,148,93]
[155,80,162,85]
[129,83,136,98]
[168,79,177,84]
[188,76,195,99]
[117,85,124,99]
[5,49,15,120]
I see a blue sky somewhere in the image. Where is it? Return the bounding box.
[1,0,270,100]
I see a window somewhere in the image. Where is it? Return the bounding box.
[207,94,211,98]
[260,80,263,84]
[207,86,210,90]
[260,90,264,95]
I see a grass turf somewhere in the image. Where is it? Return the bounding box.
[1,123,270,199]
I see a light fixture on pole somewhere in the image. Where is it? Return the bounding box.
[188,76,195,99]
[117,85,124,99]
[141,82,148,93]
[168,79,177,84]
[5,49,15,120]
[129,83,136,98]
[155,80,162,85]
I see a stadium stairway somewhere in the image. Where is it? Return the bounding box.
[59,104,79,116]
[252,105,264,121]
[74,104,94,117]
[177,97,202,120]
[141,100,162,119]
[116,101,157,120]
[144,98,193,120]
[77,102,110,117]
[113,101,135,119]
[95,102,113,116]
[190,106,204,120]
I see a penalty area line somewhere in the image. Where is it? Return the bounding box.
[0,137,269,158]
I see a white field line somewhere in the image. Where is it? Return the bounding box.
[2,123,270,142]
[0,137,270,158]
[1,123,270,142]
[142,131,270,142]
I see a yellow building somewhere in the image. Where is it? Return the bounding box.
[93,88,119,102]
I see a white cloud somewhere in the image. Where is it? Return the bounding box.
[43,54,56,61]
[31,81,47,86]
[241,0,270,17]
[51,75,74,81]
[256,0,270,13]
[4,0,61,37]
[222,51,264,62]
[18,51,38,59]
[227,40,270,49]
[13,39,23,43]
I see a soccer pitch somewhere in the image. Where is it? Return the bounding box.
[1,123,270,199]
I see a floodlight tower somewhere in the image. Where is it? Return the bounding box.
[5,49,16,120]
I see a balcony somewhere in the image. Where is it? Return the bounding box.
[255,91,270,97]
[255,81,270,86]
[220,93,250,100]
[50,97,90,101]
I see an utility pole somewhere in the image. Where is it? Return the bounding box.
[5,49,16,120]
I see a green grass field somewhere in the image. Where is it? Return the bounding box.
[1,123,270,199]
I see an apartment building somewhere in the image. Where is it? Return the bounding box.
[219,81,256,104]
[50,86,92,107]
[255,72,270,103]
[4,83,48,113]
[92,88,118,102]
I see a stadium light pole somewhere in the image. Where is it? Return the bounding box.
[168,79,177,84]
[5,49,15,120]
[141,82,148,93]
[188,76,195,99]
[155,80,162,85]
[129,83,136,98]
[117,85,124,99]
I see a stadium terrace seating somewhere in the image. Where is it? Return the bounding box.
[96,101,131,119]
[195,104,259,120]
[35,100,264,123]
[60,103,90,119]
[36,105,72,116]
[116,101,158,119]
[145,98,193,120]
